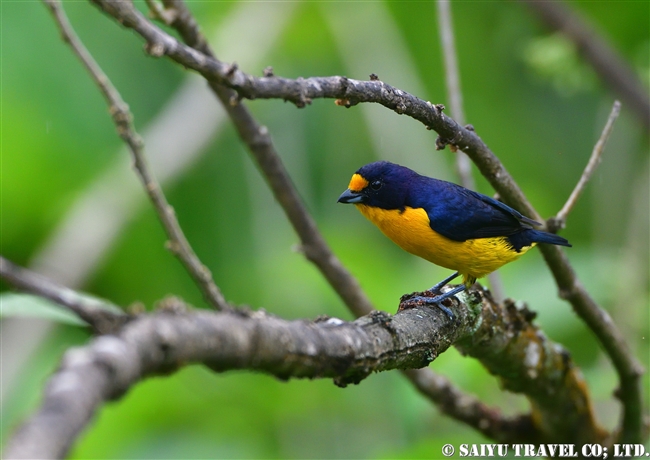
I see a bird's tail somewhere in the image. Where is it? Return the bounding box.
[527,229,572,247]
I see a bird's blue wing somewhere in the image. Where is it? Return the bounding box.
[408,178,539,242]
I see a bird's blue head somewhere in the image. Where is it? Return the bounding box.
[337,161,416,210]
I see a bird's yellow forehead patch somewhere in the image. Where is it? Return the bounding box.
[348,173,369,192]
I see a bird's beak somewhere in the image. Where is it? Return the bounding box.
[337,188,364,204]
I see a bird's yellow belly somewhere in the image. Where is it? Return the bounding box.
[356,204,532,284]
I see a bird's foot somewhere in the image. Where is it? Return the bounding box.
[398,285,465,320]
[397,272,464,319]
[400,296,455,319]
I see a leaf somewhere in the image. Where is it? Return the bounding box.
[0,293,88,326]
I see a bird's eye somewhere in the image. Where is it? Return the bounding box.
[370,180,382,190]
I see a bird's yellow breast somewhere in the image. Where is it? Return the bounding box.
[355,204,533,285]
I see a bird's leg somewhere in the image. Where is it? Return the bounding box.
[406,285,466,319]
[427,271,461,294]
[426,284,466,305]
[399,272,464,320]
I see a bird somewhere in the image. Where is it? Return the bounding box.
[337,161,571,318]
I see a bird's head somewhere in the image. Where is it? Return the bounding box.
[337,161,414,210]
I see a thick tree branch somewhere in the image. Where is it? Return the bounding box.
[0,256,129,334]
[520,0,650,133]
[43,0,230,312]
[2,262,604,458]
[455,296,607,444]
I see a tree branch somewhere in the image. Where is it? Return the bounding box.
[2,262,605,458]
[402,368,537,443]
[436,0,474,191]
[80,0,649,444]
[551,100,620,229]
[0,256,129,335]
[538,246,645,445]
[43,0,230,312]
[455,296,607,444]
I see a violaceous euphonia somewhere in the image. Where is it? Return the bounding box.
[338,161,571,318]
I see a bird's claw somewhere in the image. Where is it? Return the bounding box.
[398,292,456,320]
[397,272,463,319]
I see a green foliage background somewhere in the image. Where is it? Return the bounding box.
[2,1,648,458]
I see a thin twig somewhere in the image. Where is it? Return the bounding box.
[43,0,230,312]
[402,368,538,443]
[436,0,474,191]
[0,256,129,334]
[145,0,177,24]
[553,100,620,227]
[520,0,649,133]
